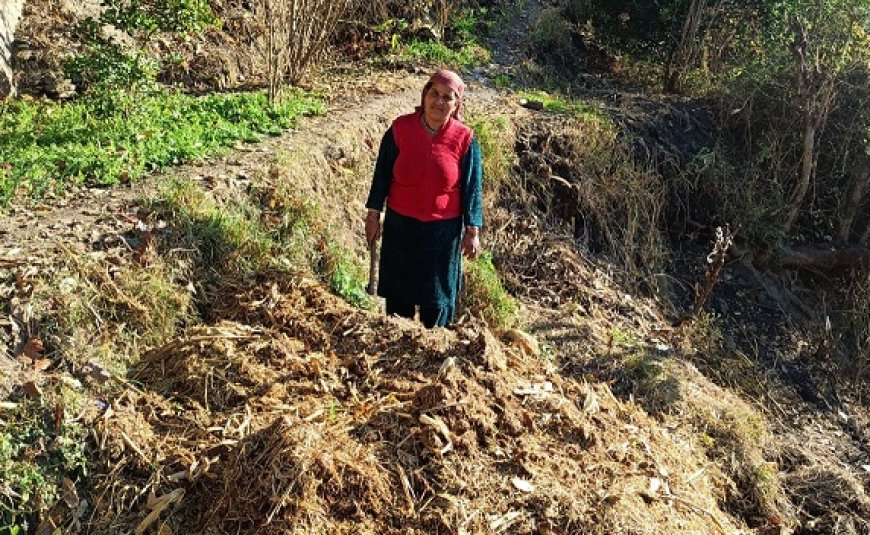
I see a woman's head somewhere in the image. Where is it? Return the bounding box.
[421,69,465,126]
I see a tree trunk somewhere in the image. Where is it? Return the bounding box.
[838,162,870,242]
[664,0,707,93]
[783,110,816,232]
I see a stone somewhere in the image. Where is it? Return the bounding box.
[0,0,25,97]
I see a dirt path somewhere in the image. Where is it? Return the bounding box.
[0,71,512,268]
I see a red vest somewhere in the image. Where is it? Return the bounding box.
[388,112,473,222]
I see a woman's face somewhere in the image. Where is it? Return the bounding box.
[424,81,459,127]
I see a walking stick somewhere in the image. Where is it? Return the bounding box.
[366,240,378,295]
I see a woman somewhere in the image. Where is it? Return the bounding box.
[364,69,483,328]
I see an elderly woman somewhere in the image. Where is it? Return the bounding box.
[365,69,483,328]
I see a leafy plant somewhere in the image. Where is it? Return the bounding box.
[320,239,375,310]
[0,89,324,205]
[0,399,88,532]
[397,39,491,68]
[64,40,158,93]
[101,0,217,35]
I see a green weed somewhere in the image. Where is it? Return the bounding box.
[464,252,518,329]
[320,239,375,311]
[0,89,324,206]
[0,399,88,532]
[101,0,217,35]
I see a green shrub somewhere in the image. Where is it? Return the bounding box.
[101,0,217,35]
[64,40,158,93]
[0,399,88,532]
[528,8,576,68]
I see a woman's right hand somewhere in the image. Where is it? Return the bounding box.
[365,211,381,246]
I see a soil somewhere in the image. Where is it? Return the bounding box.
[2,2,869,534]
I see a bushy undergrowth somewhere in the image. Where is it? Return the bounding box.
[369,3,495,69]
[0,90,324,205]
[521,112,670,293]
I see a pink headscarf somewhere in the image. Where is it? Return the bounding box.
[420,69,466,121]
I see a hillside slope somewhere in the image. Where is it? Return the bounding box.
[1,2,869,534]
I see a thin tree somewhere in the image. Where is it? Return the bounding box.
[248,0,354,104]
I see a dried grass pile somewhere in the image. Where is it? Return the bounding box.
[193,416,392,535]
[784,466,870,535]
[84,277,745,534]
[135,322,308,411]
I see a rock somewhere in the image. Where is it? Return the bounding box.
[0,0,25,97]
[520,98,545,111]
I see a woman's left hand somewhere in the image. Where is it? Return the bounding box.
[461,227,481,259]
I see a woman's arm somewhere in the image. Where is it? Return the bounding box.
[460,137,484,229]
[460,137,484,258]
[366,127,398,212]
[365,127,398,245]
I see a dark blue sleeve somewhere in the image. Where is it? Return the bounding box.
[365,127,397,211]
[460,137,484,228]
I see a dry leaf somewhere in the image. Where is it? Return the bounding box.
[22,381,42,398]
[582,389,600,413]
[32,358,52,372]
[18,336,44,360]
[513,381,554,398]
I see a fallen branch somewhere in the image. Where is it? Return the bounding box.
[778,245,870,272]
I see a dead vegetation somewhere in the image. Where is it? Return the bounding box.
[57,277,746,534]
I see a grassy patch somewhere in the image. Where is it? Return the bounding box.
[396,39,491,69]
[33,244,194,375]
[155,179,280,277]
[467,115,514,193]
[0,89,324,205]
[321,239,375,311]
[518,90,605,121]
[156,177,375,311]
[464,252,518,329]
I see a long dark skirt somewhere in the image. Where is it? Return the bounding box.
[377,208,463,310]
